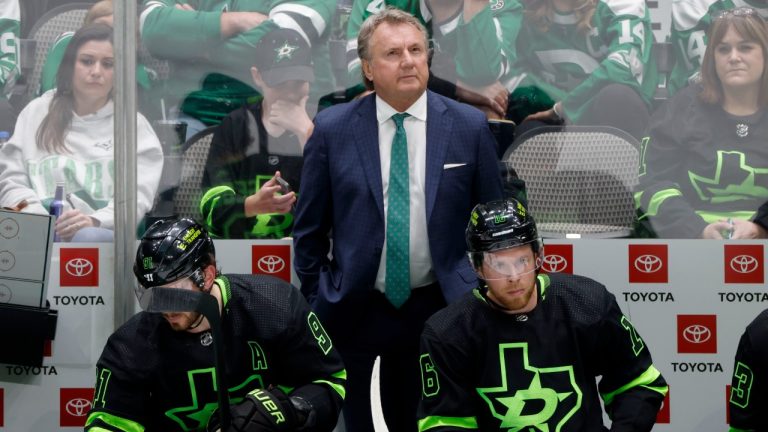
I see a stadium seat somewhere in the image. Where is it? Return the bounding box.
[174,126,216,221]
[502,126,640,238]
[23,2,91,103]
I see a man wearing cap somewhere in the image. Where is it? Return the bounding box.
[200,28,313,239]
[416,198,668,431]
[139,0,334,136]
[85,218,346,431]
[293,8,504,432]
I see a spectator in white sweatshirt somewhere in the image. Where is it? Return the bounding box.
[0,24,163,242]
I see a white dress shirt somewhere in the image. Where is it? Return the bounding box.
[374,92,436,293]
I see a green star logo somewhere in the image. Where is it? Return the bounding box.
[689,151,768,203]
[275,42,299,62]
[165,368,266,431]
[477,343,582,431]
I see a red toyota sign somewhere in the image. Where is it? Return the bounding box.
[60,388,94,427]
[724,244,764,284]
[628,244,668,283]
[677,315,717,354]
[540,244,573,274]
[251,244,291,282]
[656,386,670,424]
[59,248,99,287]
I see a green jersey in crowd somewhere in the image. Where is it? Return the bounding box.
[669,0,768,96]
[344,0,520,88]
[140,0,334,126]
[506,0,658,123]
[0,0,19,97]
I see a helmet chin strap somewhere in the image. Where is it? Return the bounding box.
[187,271,213,331]
[187,313,205,330]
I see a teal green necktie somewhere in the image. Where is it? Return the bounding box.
[386,113,411,308]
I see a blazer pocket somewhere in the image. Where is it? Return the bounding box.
[441,162,474,179]
[443,163,467,169]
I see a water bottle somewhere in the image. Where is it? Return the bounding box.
[50,182,65,242]
[0,131,9,149]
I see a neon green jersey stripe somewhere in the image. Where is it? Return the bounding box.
[418,415,478,431]
[85,411,145,432]
[601,365,666,405]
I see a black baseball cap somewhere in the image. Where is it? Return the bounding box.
[254,28,314,86]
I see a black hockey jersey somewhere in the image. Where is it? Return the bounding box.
[200,102,304,239]
[636,84,768,238]
[729,308,768,431]
[417,272,667,431]
[85,274,346,431]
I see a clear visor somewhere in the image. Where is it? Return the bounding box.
[469,249,543,280]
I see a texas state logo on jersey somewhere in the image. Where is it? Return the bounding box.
[476,343,581,430]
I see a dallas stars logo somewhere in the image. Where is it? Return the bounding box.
[275,42,299,62]
[477,343,582,431]
[689,151,768,203]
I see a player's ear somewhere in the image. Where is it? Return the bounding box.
[202,264,217,291]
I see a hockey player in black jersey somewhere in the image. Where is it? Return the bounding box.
[729,308,768,431]
[417,199,668,431]
[84,218,346,431]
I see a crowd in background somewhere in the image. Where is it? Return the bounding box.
[0,0,767,241]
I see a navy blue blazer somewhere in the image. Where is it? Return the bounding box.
[293,91,503,321]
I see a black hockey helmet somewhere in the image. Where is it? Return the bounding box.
[466,198,541,254]
[133,218,215,290]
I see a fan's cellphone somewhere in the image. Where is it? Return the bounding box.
[275,177,292,194]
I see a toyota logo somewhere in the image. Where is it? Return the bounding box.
[730,255,759,274]
[257,255,285,274]
[65,398,92,417]
[683,325,711,344]
[542,254,568,273]
[634,254,663,273]
[65,258,94,277]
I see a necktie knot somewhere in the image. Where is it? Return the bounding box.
[391,113,409,129]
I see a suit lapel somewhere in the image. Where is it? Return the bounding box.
[425,91,451,221]
[353,95,385,221]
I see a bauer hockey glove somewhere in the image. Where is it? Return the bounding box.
[207,387,311,432]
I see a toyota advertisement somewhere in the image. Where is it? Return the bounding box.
[59,248,99,287]
[724,245,764,284]
[677,315,717,354]
[628,244,668,283]
[251,244,292,282]
[60,388,94,427]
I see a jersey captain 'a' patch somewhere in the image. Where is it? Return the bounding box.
[476,343,582,431]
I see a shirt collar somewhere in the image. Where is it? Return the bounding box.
[375,91,428,125]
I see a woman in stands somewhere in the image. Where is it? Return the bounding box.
[38,0,157,119]
[636,7,768,239]
[508,0,658,140]
[0,24,162,242]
